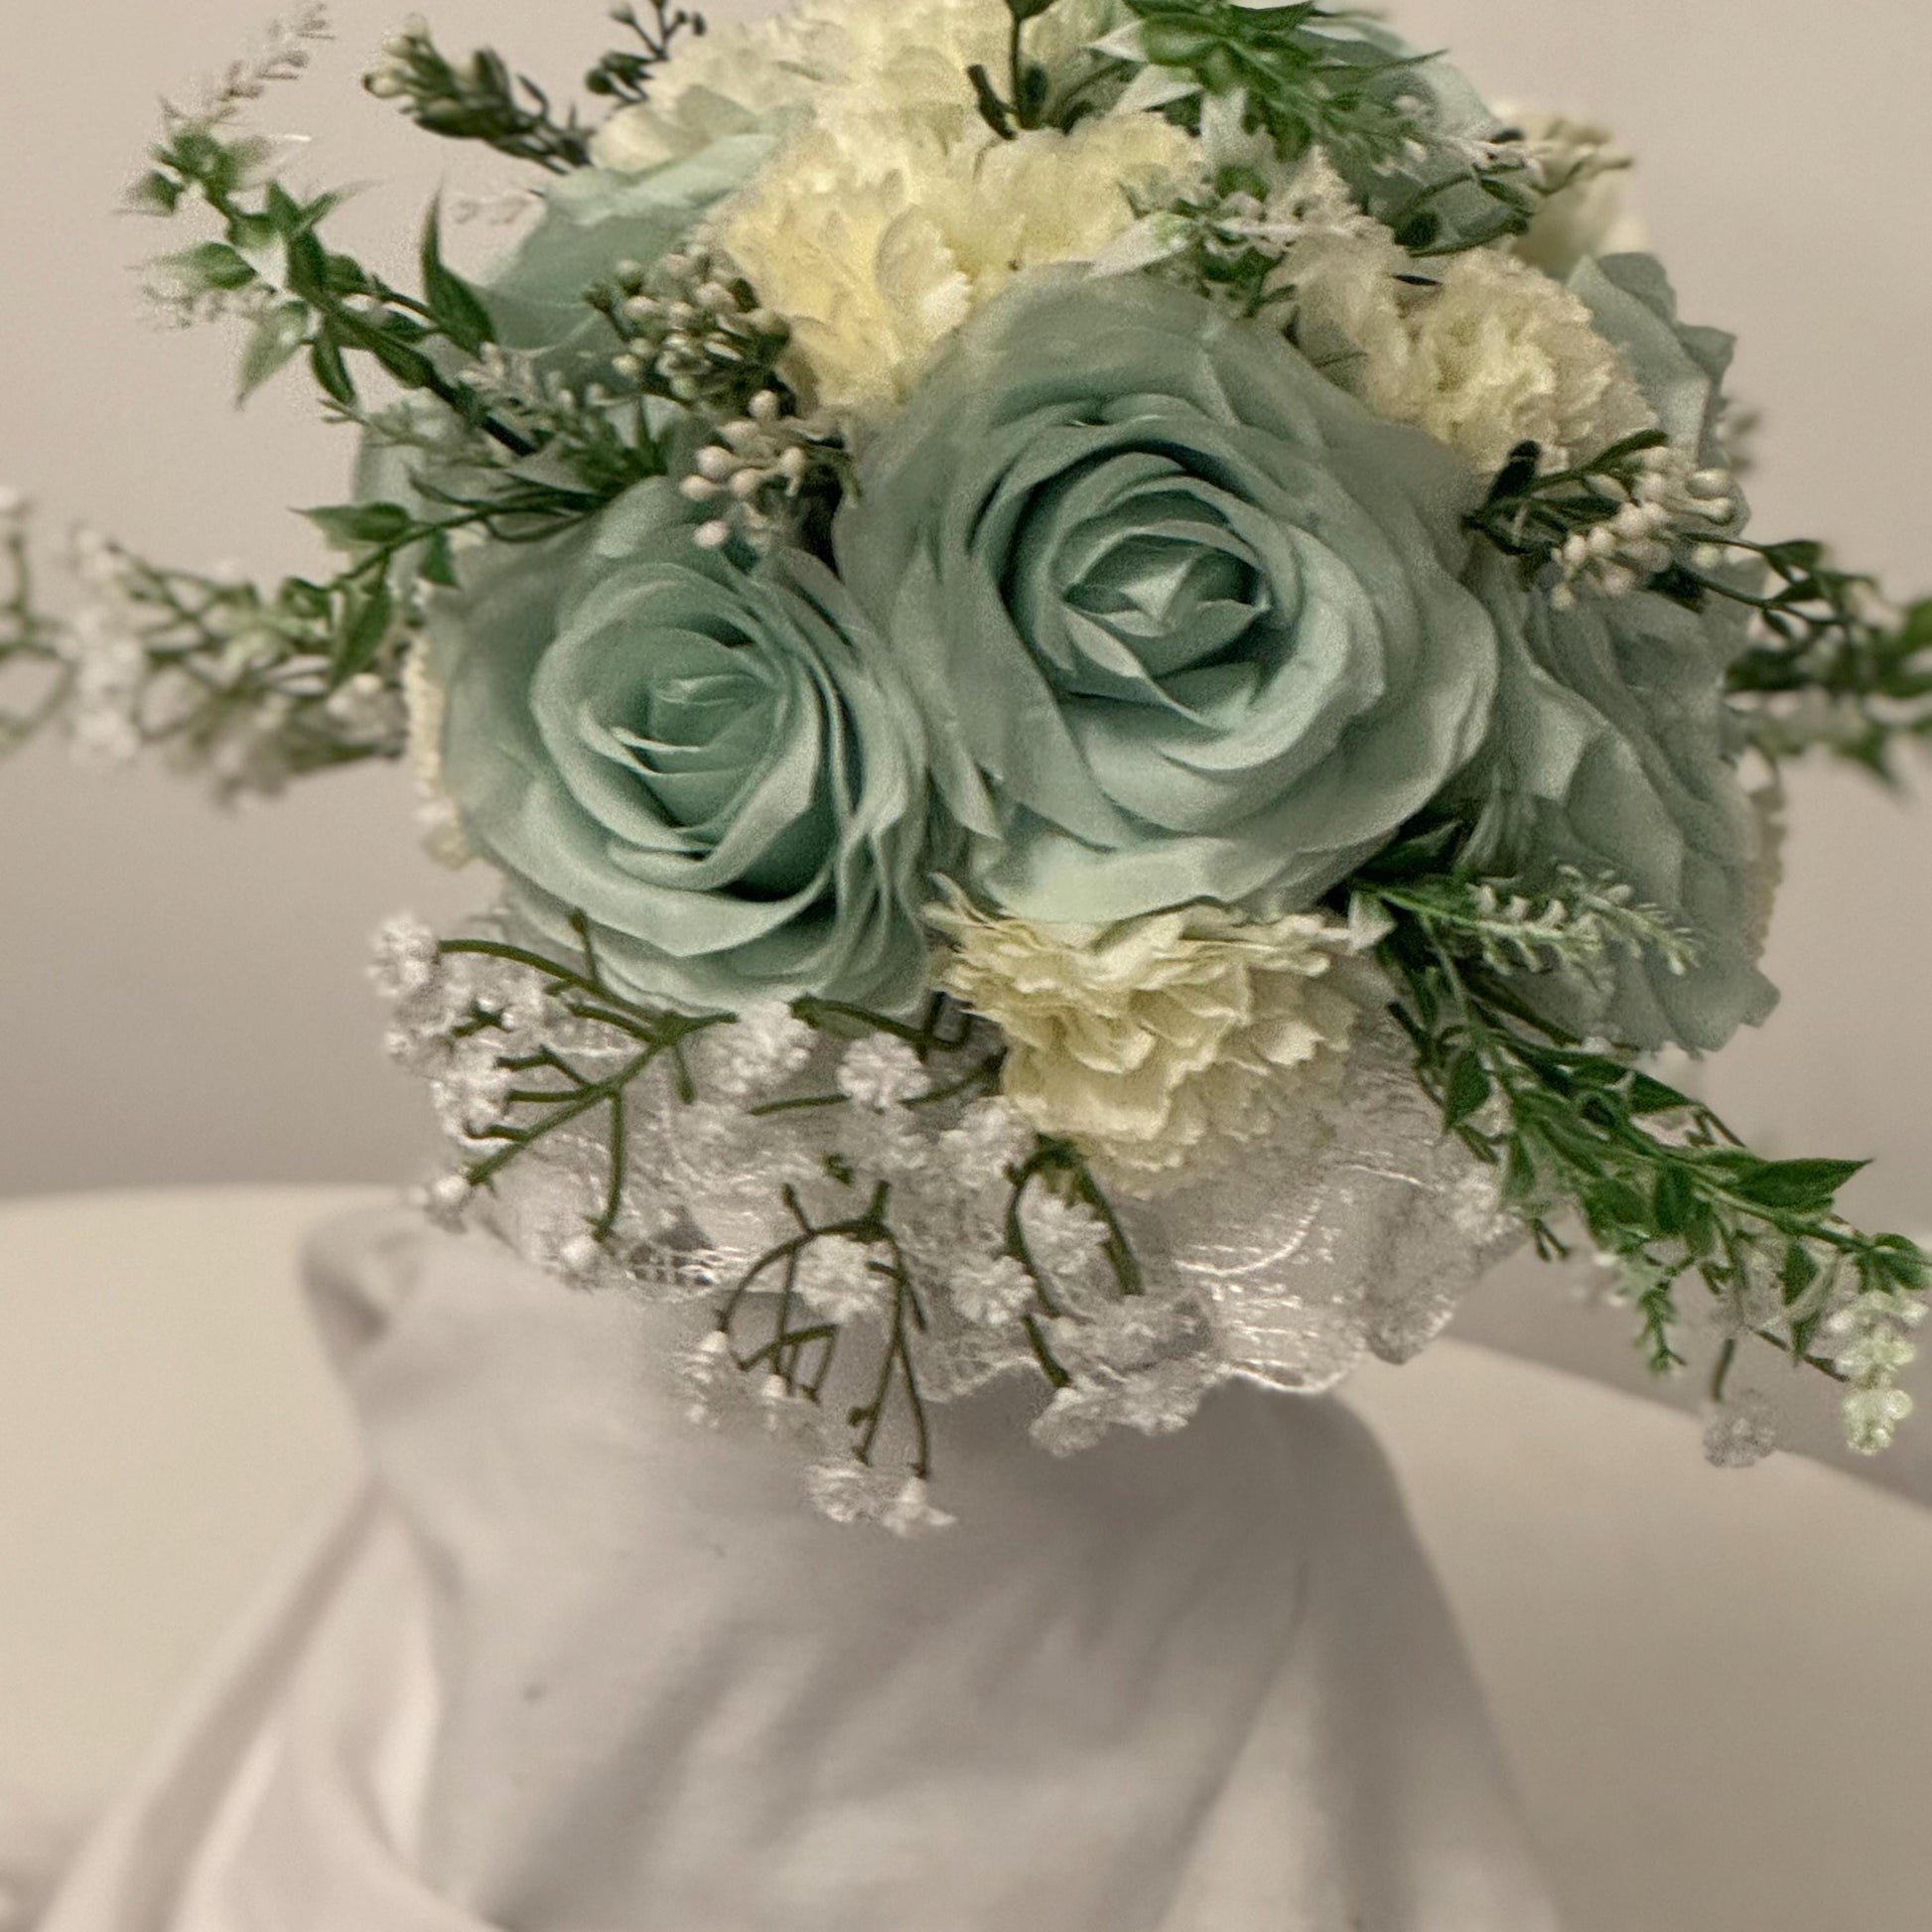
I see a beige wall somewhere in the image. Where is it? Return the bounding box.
[2,1,1929,1484]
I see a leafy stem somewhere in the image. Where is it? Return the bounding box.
[1372,883,1928,1385]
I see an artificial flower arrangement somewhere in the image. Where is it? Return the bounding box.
[5,0,1931,1528]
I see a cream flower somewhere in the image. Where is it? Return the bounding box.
[718,109,1193,421]
[934,899,1377,1184]
[594,0,1125,170]
[1295,229,1655,474]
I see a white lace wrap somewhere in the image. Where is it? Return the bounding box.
[400,944,1518,1523]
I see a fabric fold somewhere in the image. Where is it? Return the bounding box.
[39,1207,1559,1932]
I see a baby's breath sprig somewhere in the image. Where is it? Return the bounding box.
[364,17,593,173]
[46,532,411,793]
[1369,866,1929,1451]
[379,915,1156,1504]
[427,914,734,1242]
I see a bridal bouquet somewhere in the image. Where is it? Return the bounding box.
[6,0,1930,1526]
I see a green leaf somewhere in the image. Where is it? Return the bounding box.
[304,501,417,550]
[1653,1164,1698,1238]
[127,171,184,216]
[166,241,257,294]
[325,305,441,392]
[1626,1073,1692,1117]
[1444,1050,1492,1130]
[1725,1157,1868,1212]
[420,203,495,355]
[332,579,395,683]
[1016,61,1051,124]
[1006,0,1061,18]
[309,333,358,406]
[237,304,311,403]
[1780,1240,1821,1303]
[966,64,1016,139]
[421,529,460,590]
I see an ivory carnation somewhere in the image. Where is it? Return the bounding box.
[717,111,1193,421]
[934,899,1372,1181]
[1295,233,1654,474]
[593,0,1126,172]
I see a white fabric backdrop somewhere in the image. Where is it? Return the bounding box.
[1,0,1929,1492]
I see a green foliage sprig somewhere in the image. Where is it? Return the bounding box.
[41,533,411,791]
[363,19,593,172]
[1098,0,1549,254]
[1694,548,1932,780]
[1362,863,1929,1416]
[1122,0,1429,163]
[363,4,706,161]
[135,108,528,455]
[587,2,709,106]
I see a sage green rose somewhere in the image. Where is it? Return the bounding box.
[1449,252,1775,1051]
[1571,253,1735,468]
[1457,551,1776,1051]
[833,270,1501,923]
[430,483,945,1014]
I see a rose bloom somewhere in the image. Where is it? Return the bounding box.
[426,483,946,1014]
[837,270,1500,925]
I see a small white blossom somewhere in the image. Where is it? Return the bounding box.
[805,1458,953,1534]
[369,913,442,1001]
[937,1096,1035,1190]
[557,1232,608,1283]
[948,1253,1035,1326]
[1703,1390,1778,1469]
[676,1327,738,1427]
[1022,1190,1107,1280]
[794,1235,886,1321]
[415,1171,474,1231]
[434,1036,512,1140]
[709,1001,818,1100]
[836,1035,931,1111]
[1031,1383,1116,1458]
[1845,1385,1915,1456]
[882,1475,955,1538]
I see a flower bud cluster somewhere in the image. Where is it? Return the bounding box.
[1828,1291,1926,1454]
[1549,446,1737,609]
[679,390,844,556]
[604,249,791,417]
